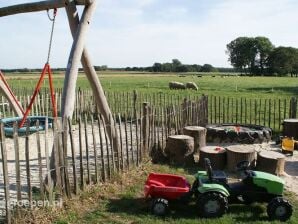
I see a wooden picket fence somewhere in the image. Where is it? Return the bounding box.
[0,93,208,223]
[208,95,298,133]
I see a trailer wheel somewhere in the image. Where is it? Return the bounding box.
[197,192,228,218]
[267,197,292,221]
[151,198,169,216]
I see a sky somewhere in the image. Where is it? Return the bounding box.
[0,0,298,69]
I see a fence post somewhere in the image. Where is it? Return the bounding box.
[133,90,137,120]
[289,97,297,118]
[142,102,150,156]
[0,123,11,223]
[182,98,188,127]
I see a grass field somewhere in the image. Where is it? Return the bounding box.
[14,161,298,224]
[4,72,298,100]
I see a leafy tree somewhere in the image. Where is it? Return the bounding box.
[226,37,256,74]
[152,63,162,72]
[267,47,298,76]
[172,59,182,72]
[201,64,217,72]
[254,37,274,75]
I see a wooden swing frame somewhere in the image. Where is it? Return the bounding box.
[0,0,119,154]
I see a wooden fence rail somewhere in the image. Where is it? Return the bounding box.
[0,92,208,223]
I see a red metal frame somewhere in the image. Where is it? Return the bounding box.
[19,63,57,127]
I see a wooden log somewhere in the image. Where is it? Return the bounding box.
[198,146,226,170]
[0,0,94,17]
[61,1,96,118]
[183,126,206,153]
[0,80,23,116]
[226,145,255,172]
[283,119,298,139]
[164,135,194,166]
[256,151,285,175]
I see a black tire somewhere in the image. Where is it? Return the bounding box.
[206,124,272,144]
[151,198,169,216]
[197,192,228,218]
[267,197,292,221]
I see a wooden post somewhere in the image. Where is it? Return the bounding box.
[142,102,149,155]
[290,97,297,118]
[13,122,22,202]
[68,118,78,194]
[36,120,45,200]
[0,123,11,223]
[64,0,120,168]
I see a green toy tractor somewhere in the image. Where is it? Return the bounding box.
[193,158,292,221]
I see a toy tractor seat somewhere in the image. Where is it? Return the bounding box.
[204,158,227,184]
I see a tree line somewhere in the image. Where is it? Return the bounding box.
[2,60,233,74]
[226,36,298,76]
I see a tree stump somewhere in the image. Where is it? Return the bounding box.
[283,119,298,139]
[256,151,285,175]
[183,126,206,153]
[226,145,255,172]
[164,135,194,166]
[198,146,227,170]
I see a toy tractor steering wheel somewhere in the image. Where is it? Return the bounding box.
[204,158,214,182]
[236,160,250,171]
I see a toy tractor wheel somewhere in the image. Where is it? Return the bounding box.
[267,197,292,221]
[197,192,228,218]
[151,198,169,216]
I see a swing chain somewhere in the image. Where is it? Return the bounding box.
[46,8,57,64]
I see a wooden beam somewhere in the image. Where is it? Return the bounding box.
[65,2,120,157]
[0,81,23,117]
[61,2,96,118]
[0,0,94,17]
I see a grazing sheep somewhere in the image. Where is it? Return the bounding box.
[185,82,198,91]
[169,81,186,90]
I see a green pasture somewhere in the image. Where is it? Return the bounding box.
[5,72,298,100]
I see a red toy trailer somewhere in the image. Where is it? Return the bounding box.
[144,172,191,215]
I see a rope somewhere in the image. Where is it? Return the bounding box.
[46,8,57,64]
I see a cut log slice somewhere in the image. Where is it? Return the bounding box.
[198,146,227,170]
[183,126,207,153]
[256,150,285,175]
[226,145,255,172]
[164,135,194,166]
